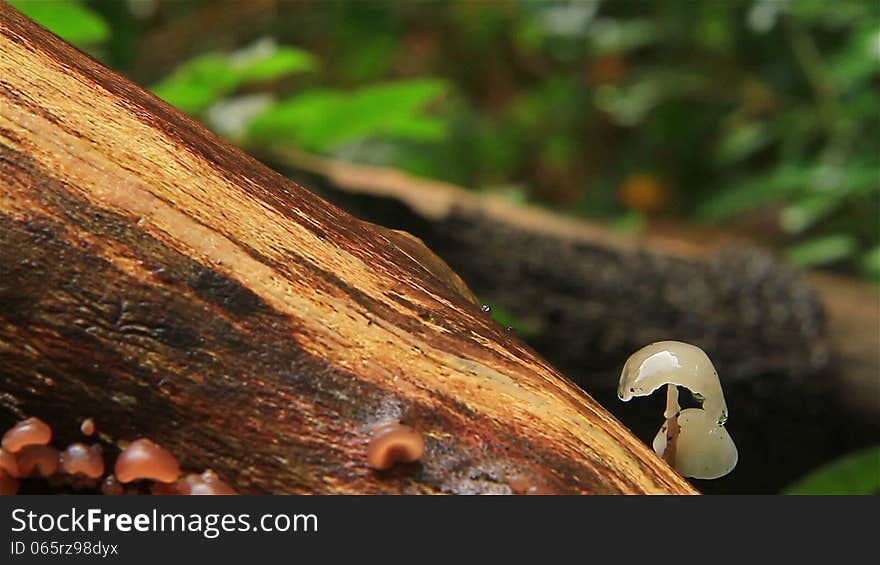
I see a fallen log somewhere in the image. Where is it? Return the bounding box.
[0,4,694,494]
[265,149,880,494]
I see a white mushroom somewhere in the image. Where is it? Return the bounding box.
[618,341,737,480]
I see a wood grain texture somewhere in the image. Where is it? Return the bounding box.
[0,4,695,494]
[270,151,880,495]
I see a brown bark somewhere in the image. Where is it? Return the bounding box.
[0,5,694,494]
[265,149,880,494]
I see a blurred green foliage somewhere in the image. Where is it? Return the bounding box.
[784,446,880,494]
[10,0,109,45]
[151,41,318,114]
[248,78,449,151]
[14,0,880,279]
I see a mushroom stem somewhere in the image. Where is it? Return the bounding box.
[659,385,681,466]
[664,384,680,420]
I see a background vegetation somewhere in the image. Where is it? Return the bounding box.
[14,0,879,278]
[10,0,879,492]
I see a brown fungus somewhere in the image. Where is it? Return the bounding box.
[151,470,236,495]
[114,439,181,484]
[16,445,60,477]
[507,473,556,495]
[80,418,96,437]
[2,417,52,453]
[101,475,125,496]
[182,470,237,495]
[366,423,425,471]
[60,443,105,479]
[0,448,20,478]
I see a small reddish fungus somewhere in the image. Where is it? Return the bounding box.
[507,474,555,495]
[60,443,105,479]
[366,423,425,471]
[183,470,237,495]
[80,418,96,437]
[2,417,52,453]
[156,470,237,495]
[101,475,125,496]
[0,448,20,478]
[114,439,181,484]
[16,445,60,477]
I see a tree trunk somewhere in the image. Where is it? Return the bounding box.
[265,149,880,494]
[0,5,694,494]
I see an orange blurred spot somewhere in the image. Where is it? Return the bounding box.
[620,173,668,213]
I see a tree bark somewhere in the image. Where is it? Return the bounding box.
[0,5,694,494]
[265,149,880,494]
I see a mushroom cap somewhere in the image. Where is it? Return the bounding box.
[114,439,181,484]
[80,418,96,437]
[60,443,105,479]
[16,445,60,477]
[151,470,237,495]
[2,417,52,453]
[654,408,738,480]
[366,423,425,470]
[179,470,237,495]
[618,341,728,424]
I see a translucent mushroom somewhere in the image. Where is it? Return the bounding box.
[618,341,738,480]
[16,445,60,478]
[114,439,181,484]
[366,423,425,470]
[2,417,52,453]
[156,470,237,495]
[60,443,105,479]
[80,418,96,437]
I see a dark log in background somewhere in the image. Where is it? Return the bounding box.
[0,4,695,494]
[272,151,880,494]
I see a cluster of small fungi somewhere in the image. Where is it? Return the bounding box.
[0,417,236,495]
[0,415,556,494]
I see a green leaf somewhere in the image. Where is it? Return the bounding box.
[861,246,880,280]
[784,447,880,494]
[249,79,449,151]
[383,116,448,142]
[779,194,842,234]
[786,234,858,267]
[151,54,240,115]
[10,0,109,46]
[233,46,318,83]
[715,122,772,164]
[151,41,317,115]
[247,89,347,149]
[698,166,809,222]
